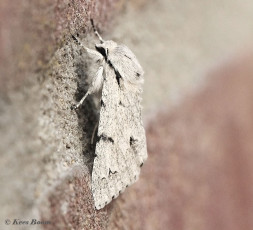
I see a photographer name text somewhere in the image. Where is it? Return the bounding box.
[5,219,51,225]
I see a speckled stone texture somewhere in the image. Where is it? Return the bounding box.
[1,0,253,229]
[0,0,122,91]
[0,1,124,230]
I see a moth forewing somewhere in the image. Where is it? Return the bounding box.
[92,64,147,210]
[72,32,147,210]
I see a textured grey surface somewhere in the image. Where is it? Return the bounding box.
[1,0,253,229]
[0,35,99,228]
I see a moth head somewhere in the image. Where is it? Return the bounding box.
[95,40,117,58]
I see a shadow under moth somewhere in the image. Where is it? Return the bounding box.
[72,21,148,210]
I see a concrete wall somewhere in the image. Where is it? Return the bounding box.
[1,0,253,229]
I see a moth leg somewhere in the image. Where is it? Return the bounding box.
[72,66,104,110]
[72,91,90,110]
[91,122,99,144]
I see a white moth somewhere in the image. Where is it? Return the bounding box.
[72,23,147,210]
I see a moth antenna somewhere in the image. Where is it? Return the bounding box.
[91,19,104,43]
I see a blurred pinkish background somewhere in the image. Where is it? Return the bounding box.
[1,0,253,229]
